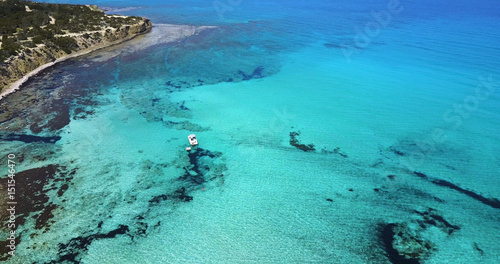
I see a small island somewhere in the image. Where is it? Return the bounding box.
[0,0,152,96]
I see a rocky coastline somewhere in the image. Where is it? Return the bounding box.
[0,7,152,99]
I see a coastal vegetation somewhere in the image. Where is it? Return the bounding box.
[0,0,144,61]
[0,0,152,94]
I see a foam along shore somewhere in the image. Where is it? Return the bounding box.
[0,23,216,101]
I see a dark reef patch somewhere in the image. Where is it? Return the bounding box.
[380,223,422,264]
[173,187,193,202]
[150,147,226,206]
[148,187,193,204]
[412,171,500,209]
[321,146,348,158]
[166,80,182,89]
[413,208,460,235]
[387,140,434,157]
[35,203,58,230]
[431,179,500,209]
[178,101,189,110]
[0,165,75,228]
[398,186,445,203]
[289,131,315,152]
[39,100,71,132]
[413,171,428,179]
[58,183,69,197]
[181,147,223,185]
[161,119,209,132]
[54,225,130,263]
[378,208,459,263]
[473,242,484,255]
[238,66,265,80]
[0,165,76,260]
[0,133,61,143]
[165,80,203,93]
[164,79,211,93]
[131,221,149,239]
[149,194,168,205]
[72,107,95,120]
[152,98,160,107]
[392,149,405,156]
[0,58,105,134]
[388,143,406,156]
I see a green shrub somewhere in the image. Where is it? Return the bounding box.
[0,0,143,59]
[53,36,78,53]
[1,35,20,55]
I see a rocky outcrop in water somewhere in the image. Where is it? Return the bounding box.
[379,208,460,264]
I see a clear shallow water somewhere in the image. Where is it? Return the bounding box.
[1,0,500,263]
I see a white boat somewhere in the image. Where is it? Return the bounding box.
[188,134,198,146]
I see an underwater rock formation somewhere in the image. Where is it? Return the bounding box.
[0,133,61,143]
[149,147,227,206]
[413,208,460,235]
[379,208,460,264]
[289,131,315,152]
[54,225,130,263]
[0,165,76,261]
[181,147,225,185]
[413,171,500,209]
[238,66,265,80]
[380,223,426,264]
[321,146,348,158]
[161,119,210,132]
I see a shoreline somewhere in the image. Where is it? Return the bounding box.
[0,29,151,102]
[0,23,216,102]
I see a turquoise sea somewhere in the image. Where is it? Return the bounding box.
[1,0,500,263]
